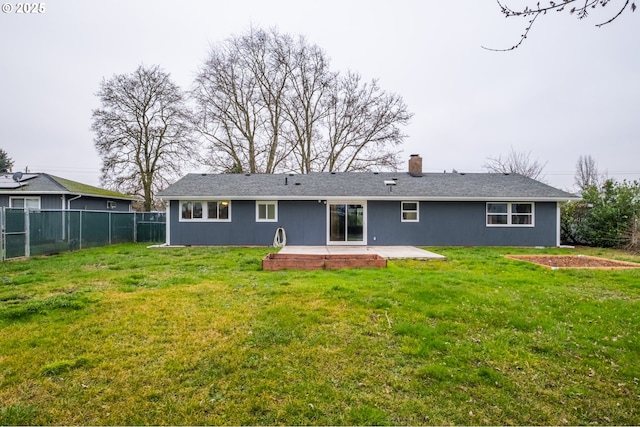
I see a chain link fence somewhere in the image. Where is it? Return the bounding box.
[0,208,166,261]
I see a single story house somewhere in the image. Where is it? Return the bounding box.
[0,172,137,211]
[157,155,579,247]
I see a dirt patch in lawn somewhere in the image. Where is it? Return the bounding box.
[506,255,640,269]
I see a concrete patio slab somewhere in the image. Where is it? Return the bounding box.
[277,245,446,260]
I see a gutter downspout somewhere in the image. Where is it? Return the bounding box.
[67,195,82,210]
[556,202,563,247]
[66,195,82,244]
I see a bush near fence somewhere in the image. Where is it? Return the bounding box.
[1,209,165,260]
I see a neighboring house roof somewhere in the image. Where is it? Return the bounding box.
[158,172,579,202]
[0,173,138,200]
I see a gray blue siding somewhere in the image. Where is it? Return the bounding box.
[367,201,558,247]
[168,200,326,246]
[168,199,559,247]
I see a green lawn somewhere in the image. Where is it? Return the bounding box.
[1,244,639,425]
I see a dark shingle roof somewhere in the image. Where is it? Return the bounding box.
[158,172,579,201]
[0,173,138,200]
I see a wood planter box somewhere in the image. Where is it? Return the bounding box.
[262,253,387,270]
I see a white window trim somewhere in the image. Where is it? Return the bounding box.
[179,200,231,222]
[486,202,535,227]
[401,201,419,222]
[256,201,278,222]
[9,196,41,210]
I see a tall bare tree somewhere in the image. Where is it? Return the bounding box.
[485,0,636,51]
[192,26,412,174]
[575,154,601,191]
[280,35,335,173]
[192,27,291,174]
[483,148,547,180]
[92,65,194,210]
[324,72,409,172]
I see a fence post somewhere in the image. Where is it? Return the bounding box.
[24,209,30,258]
[79,211,83,250]
[108,212,112,245]
[133,212,138,243]
[1,207,5,262]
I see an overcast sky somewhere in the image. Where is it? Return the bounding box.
[1,0,638,191]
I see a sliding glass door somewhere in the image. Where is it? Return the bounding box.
[328,202,366,244]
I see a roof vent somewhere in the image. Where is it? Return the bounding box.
[294,182,301,186]
[245,173,251,176]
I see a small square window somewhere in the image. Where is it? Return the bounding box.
[401,201,419,222]
[256,201,277,222]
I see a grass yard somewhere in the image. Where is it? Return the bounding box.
[1,244,639,425]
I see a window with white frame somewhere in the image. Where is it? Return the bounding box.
[401,201,419,222]
[256,201,277,222]
[180,200,230,221]
[486,202,534,226]
[10,197,40,209]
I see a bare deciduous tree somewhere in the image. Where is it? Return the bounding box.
[324,72,409,172]
[575,154,601,191]
[193,27,293,174]
[485,0,636,51]
[483,148,547,180]
[92,65,194,210]
[192,26,412,174]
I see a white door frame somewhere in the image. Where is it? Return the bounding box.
[326,201,367,245]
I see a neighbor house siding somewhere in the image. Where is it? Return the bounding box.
[40,195,63,209]
[68,196,131,211]
[167,200,326,246]
[367,201,558,246]
[1,194,131,211]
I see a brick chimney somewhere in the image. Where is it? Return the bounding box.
[408,154,422,177]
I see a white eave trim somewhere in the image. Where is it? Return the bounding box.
[160,195,581,202]
[0,190,139,201]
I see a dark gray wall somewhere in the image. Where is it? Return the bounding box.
[168,200,326,246]
[168,199,559,247]
[0,194,131,211]
[68,196,131,212]
[367,201,558,246]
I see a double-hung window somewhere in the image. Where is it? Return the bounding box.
[256,201,277,222]
[10,197,40,209]
[486,202,534,226]
[180,200,230,221]
[401,201,419,222]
